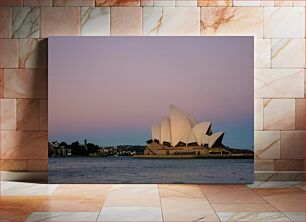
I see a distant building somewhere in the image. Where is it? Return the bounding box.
[141,105,250,157]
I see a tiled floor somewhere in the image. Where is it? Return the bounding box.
[0,181,305,222]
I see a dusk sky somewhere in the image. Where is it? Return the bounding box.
[49,37,254,149]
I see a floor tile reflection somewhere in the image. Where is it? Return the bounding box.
[25,212,99,221]
[103,184,160,207]
[1,181,58,196]
[98,207,163,221]
[217,212,291,222]
[0,196,47,221]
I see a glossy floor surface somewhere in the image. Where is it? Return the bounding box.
[0,181,305,221]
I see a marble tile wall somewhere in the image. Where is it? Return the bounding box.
[0,0,304,181]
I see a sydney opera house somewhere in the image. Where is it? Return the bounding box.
[139,105,253,158]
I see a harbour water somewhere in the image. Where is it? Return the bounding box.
[48,157,253,184]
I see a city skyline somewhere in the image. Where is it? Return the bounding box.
[49,37,254,149]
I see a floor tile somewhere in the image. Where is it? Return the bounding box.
[38,196,104,212]
[254,188,305,212]
[159,184,204,198]
[0,196,47,221]
[217,212,291,221]
[248,181,304,189]
[98,207,163,221]
[103,184,160,207]
[283,212,305,222]
[25,212,99,221]
[212,203,278,212]
[1,181,58,196]
[161,197,219,221]
[52,184,111,199]
[199,185,266,204]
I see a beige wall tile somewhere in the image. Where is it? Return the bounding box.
[19,39,48,68]
[143,7,200,36]
[255,160,274,171]
[0,0,22,6]
[0,99,17,131]
[0,69,2,98]
[272,39,305,68]
[96,0,140,6]
[154,0,175,6]
[24,0,52,6]
[233,0,260,6]
[260,0,274,6]
[41,7,80,38]
[12,7,39,38]
[111,7,142,36]
[53,0,95,6]
[0,7,11,38]
[293,0,305,6]
[274,0,293,6]
[280,131,304,160]
[254,131,280,160]
[0,39,18,68]
[255,99,263,130]
[176,0,197,6]
[275,160,304,171]
[255,69,304,98]
[198,0,232,6]
[1,131,48,159]
[200,7,263,38]
[40,99,48,130]
[27,159,48,172]
[81,7,110,36]
[17,99,40,131]
[305,69,306,98]
[0,159,27,171]
[141,0,153,6]
[3,69,48,99]
[264,7,305,38]
[263,99,295,130]
[295,99,305,130]
[255,39,271,68]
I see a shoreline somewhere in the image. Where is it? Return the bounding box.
[132,155,254,159]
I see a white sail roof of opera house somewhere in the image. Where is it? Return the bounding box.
[151,105,224,148]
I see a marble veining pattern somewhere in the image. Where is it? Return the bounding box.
[247,181,304,189]
[198,0,232,6]
[26,212,99,221]
[263,99,295,130]
[143,7,200,36]
[81,7,110,36]
[200,7,263,38]
[255,69,304,98]
[271,39,305,68]
[12,7,39,38]
[254,131,280,160]
[19,39,47,68]
[217,212,291,221]
[264,7,305,38]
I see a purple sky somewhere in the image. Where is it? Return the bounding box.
[49,37,254,149]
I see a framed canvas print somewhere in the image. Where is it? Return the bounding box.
[48,36,254,183]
